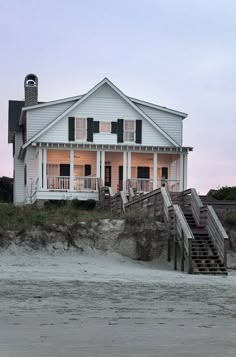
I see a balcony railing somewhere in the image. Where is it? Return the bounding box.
[46,176,97,191]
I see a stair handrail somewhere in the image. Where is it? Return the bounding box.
[161,187,172,223]
[190,188,204,225]
[181,188,204,225]
[124,188,161,210]
[206,205,229,266]
[173,204,194,273]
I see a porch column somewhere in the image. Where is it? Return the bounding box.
[127,152,131,179]
[101,151,105,185]
[179,153,184,192]
[70,149,74,190]
[183,153,188,190]
[43,148,47,189]
[153,152,158,190]
[38,148,42,189]
[96,151,101,178]
[123,151,127,191]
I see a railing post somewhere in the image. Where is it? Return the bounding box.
[188,239,192,274]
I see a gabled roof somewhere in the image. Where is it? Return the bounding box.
[22,78,181,149]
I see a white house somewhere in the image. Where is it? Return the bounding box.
[8,74,192,205]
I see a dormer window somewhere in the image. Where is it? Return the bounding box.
[124,120,135,142]
[75,118,87,141]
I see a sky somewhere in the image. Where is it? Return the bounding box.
[0,0,235,194]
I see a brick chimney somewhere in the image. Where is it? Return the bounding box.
[24,73,38,107]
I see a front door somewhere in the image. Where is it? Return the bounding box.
[105,166,112,187]
[137,166,150,191]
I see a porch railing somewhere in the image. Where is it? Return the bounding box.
[46,176,97,191]
[129,178,180,193]
[47,176,70,190]
[129,178,153,192]
[74,176,97,191]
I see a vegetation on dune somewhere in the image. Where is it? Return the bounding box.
[217,210,236,229]
[0,177,13,203]
[209,186,236,201]
[0,201,117,231]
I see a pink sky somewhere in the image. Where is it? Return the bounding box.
[0,0,235,194]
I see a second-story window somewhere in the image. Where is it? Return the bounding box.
[124,120,135,142]
[75,118,87,141]
[100,122,111,133]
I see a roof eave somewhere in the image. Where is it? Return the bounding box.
[129,97,188,119]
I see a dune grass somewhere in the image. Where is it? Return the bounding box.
[0,203,117,231]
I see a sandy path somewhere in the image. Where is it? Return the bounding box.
[0,254,235,356]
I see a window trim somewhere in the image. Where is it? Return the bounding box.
[75,117,87,142]
[124,120,136,143]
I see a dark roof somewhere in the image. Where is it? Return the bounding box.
[8,100,24,132]
[8,100,44,143]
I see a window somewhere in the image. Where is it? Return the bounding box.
[100,122,111,133]
[75,118,87,141]
[124,120,135,142]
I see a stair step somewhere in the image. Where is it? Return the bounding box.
[193,271,228,275]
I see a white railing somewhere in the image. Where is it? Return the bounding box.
[129,178,153,192]
[161,179,180,192]
[74,176,97,191]
[129,178,180,193]
[47,176,70,190]
[46,176,98,191]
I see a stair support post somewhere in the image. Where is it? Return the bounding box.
[181,232,185,272]
[188,239,192,274]
[174,237,177,271]
[167,229,171,262]
[224,239,228,268]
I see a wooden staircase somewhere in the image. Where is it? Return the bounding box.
[184,210,227,275]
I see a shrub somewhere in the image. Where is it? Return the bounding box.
[71,199,96,210]
[44,200,67,209]
[210,187,236,201]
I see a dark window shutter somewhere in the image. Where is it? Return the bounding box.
[93,121,100,133]
[85,164,91,176]
[68,117,75,141]
[87,118,94,142]
[135,120,142,144]
[111,122,117,134]
[117,119,124,143]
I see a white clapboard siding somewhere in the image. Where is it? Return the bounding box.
[27,101,77,140]
[25,147,38,196]
[14,133,25,205]
[136,103,182,145]
[37,84,173,147]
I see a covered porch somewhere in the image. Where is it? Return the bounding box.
[31,144,189,202]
